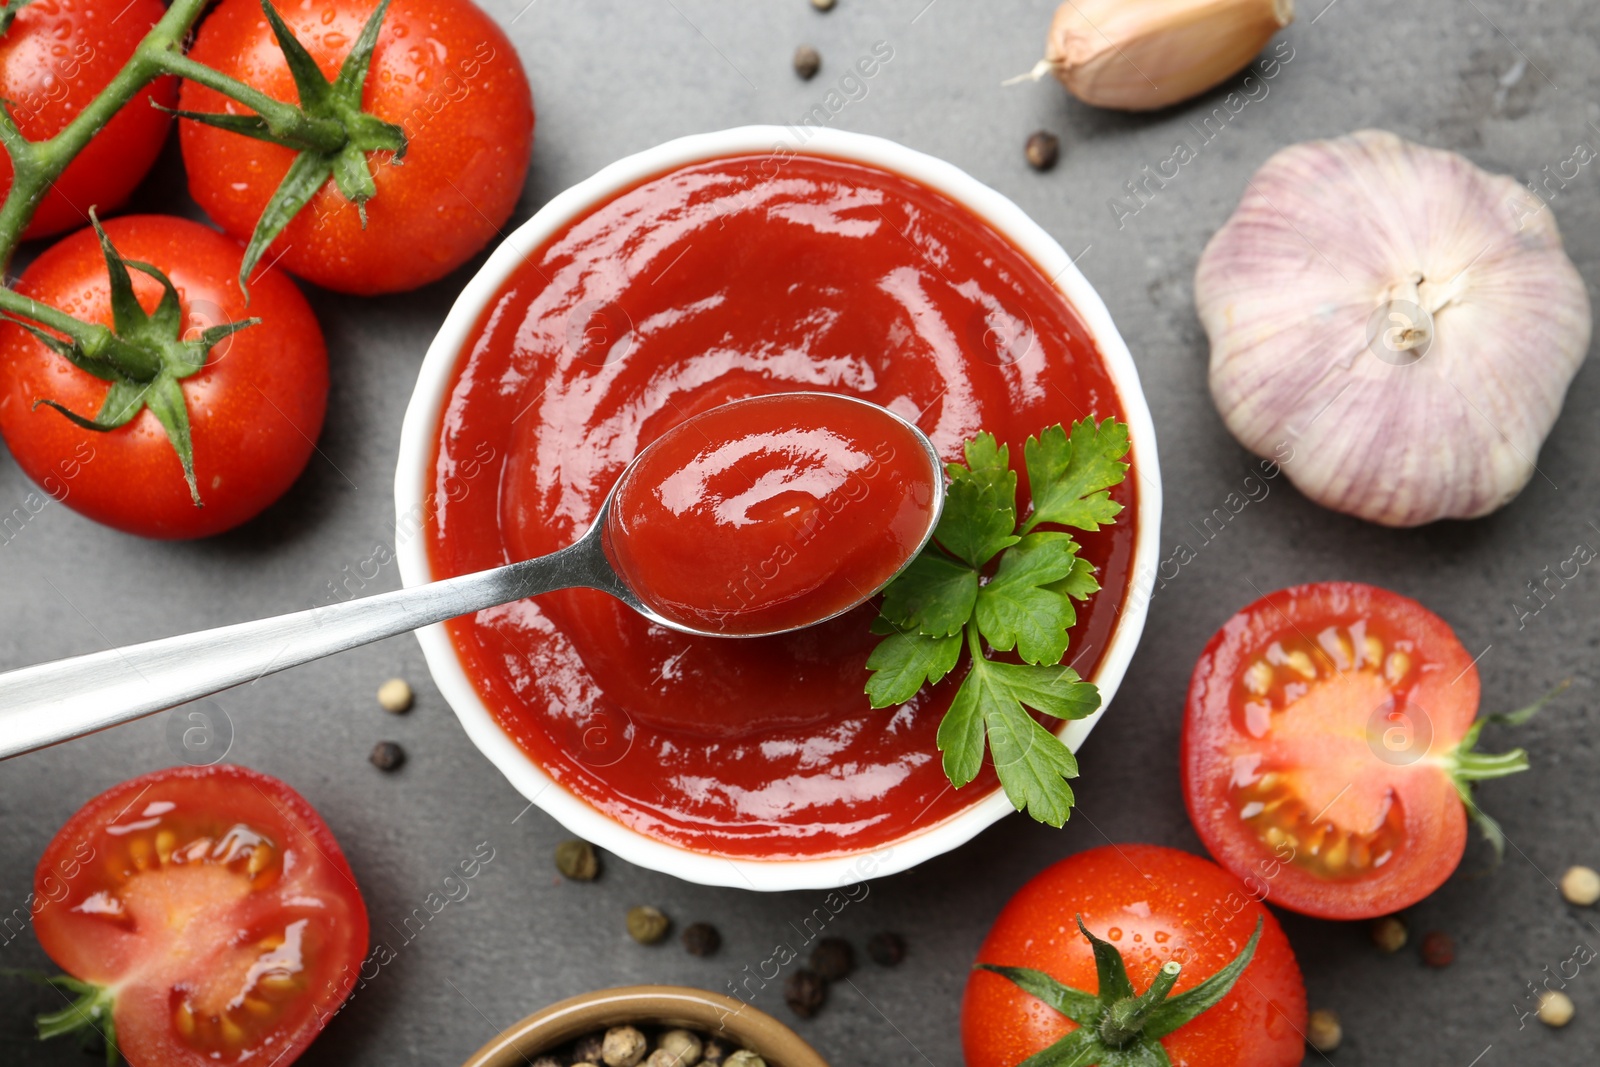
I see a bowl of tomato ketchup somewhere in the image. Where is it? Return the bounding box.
[395,126,1162,890]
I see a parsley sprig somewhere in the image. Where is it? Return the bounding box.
[864,418,1130,826]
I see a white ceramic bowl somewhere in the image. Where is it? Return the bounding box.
[395,126,1162,891]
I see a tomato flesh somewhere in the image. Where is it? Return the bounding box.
[605,393,939,635]
[1183,582,1479,919]
[962,844,1306,1067]
[34,765,368,1067]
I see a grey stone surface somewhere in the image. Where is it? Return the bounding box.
[3,0,1599,1064]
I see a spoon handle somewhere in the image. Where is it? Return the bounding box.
[0,534,624,760]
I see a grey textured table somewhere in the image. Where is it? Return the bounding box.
[3,1,1598,1064]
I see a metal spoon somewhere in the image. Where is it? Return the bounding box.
[0,394,944,760]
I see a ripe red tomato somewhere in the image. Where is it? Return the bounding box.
[1182,582,1483,920]
[963,845,1305,1067]
[33,764,369,1067]
[0,215,328,539]
[178,0,534,295]
[0,0,177,238]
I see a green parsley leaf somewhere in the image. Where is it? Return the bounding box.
[935,433,1020,568]
[1022,418,1130,533]
[864,630,962,708]
[1047,555,1101,601]
[865,419,1130,826]
[983,662,1099,720]
[879,552,978,637]
[948,656,1081,827]
[974,532,1082,665]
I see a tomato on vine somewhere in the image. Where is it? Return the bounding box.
[178,0,534,295]
[0,0,177,239]
[0,215,327,539]
[963,844,1306,1067]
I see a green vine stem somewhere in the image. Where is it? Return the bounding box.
[0,0,342,273]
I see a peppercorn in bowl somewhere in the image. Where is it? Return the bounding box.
[458,985,829,1067]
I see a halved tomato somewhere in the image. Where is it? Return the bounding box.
[32,764,368,1066]
[1182,581,1527,920]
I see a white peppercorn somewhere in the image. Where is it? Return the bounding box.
[1560,865,1600,906]
[724,1053,765,1067]
[658,1030,703,1065]
[1539,989,1575,1027]
[377,677,413,712]
[602,1026,648,1067]
[1305,1009,1341,1052]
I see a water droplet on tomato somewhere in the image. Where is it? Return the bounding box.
[1154,930,1170,944]
[324,31,347,49]
[1108,927,1123,941]
[321,7,335,23]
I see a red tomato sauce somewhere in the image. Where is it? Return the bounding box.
[426,153,1137,858]
[605,392,939,636]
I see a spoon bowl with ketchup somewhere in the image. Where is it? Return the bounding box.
[0,393,945,758]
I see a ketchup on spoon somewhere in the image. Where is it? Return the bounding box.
[604,392,942,636]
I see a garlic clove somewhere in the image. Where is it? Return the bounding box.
[1197,129,1591,527]
[1043,0,1293,111]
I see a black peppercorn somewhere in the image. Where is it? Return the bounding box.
[793,45,821,80]
[369,741,405,772]
[784,968,827,1018]
[1420,930,1455,968]
[809,937,854,981]
[572,1033,605,1064]
[867,931,906,966]
[1025,131,1060,172]
[682,921,722,957]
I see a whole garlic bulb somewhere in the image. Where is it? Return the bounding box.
[1037,0,1293,111]
[1197,129,1592,527]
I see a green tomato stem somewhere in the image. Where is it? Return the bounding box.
[148,51,348,154]
[0,0,343,272]
[0,287,155,375]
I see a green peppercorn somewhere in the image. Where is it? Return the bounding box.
[555,839,600,881]
[627,905,671,945]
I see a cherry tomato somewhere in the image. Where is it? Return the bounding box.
[0,215,328,539]
[33,764,369,1067]
[1182,581,1483,919]
[963,844,1306,1067]
[0,0,177,239]
[178,0,534,295]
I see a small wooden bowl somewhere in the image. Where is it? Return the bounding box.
[459,985,830,1067]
